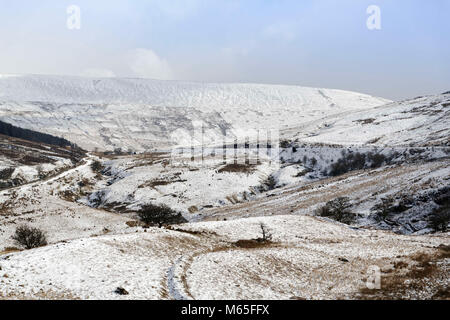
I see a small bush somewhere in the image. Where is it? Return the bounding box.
[428,205,450,232]
[367,152,386,168]
[428,187,450,232]
[90,160,103,173]
[316,197,356,225]
[259,175,277,191]
[279,140,291,149]
[12,225,47,249]
[0,167,14,180]
[114,287,129,295]
[327,151,392,177]
[137,203,187,228]
[371,196,395,222]
[433,187,450,206]
[328,152,366,176]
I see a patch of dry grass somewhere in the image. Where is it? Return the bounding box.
[358,245,450,300]
[234,239,275,249]
[218,163,257,174]
[0,247,22,255]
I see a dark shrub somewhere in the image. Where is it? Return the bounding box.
[90,160,103,173]
[316,197,356,225]
[316,204,332,217]
[428,204,450,232]
[329,161,348,176]
[433,187,450,206]
[351,152,366,170]
[261,175,277,191]
[371,196,395,222]
[12,225,47,249]
[428,187,450,232]
[137,203,187,228]
[114,287,129,295]
[0,167,14,180]
[327,150,392,176]
[279,140,291,149]
[392,195,413,213]
[368,152,386,168]
[328,152,366,176]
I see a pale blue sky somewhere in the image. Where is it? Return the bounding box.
[0,0,448,100]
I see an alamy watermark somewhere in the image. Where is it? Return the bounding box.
[169,122,280,168]
[65,5,380,31]
[67,5,81,30]
[366,265,382,290]
[367,5,381,30]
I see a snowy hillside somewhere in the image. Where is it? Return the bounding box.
[285,92,450,147]
[0,74,390,151]
[0,134,82,189]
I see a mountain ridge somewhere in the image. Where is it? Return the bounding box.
[0,74,391,151]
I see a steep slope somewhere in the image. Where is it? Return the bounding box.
[0,74,390,151]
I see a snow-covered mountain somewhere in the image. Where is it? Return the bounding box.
[0,74,390,151]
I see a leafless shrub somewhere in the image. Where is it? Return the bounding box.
[259,223,273,242]
[12,225,47,249]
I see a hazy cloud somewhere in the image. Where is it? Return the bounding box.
[150,0,204,20]
[128,49,174,80]
[263,22,298,42]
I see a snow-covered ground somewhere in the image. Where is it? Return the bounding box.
[0,158,133,250]
[0,214,448,300]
